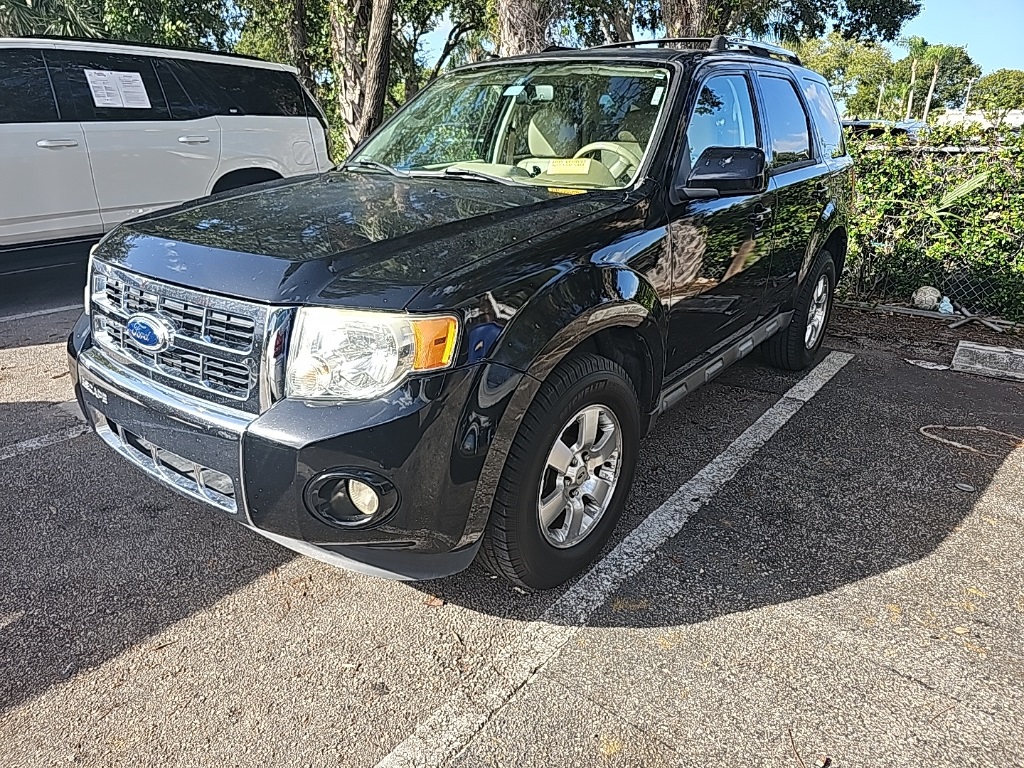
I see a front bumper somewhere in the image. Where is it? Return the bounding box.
[68,314,523,580]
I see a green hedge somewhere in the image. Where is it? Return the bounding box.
[844,126,1024,320]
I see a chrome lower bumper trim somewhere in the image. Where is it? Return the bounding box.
[78,347,257,523]
[91,411,238,513]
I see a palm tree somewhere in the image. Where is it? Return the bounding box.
[0,0,104,38]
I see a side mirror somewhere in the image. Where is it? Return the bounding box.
[684,146,767,198]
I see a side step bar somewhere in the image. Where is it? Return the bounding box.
[658,311,793,414]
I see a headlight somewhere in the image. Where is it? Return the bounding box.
[285,308,459,401]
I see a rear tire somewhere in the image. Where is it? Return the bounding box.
[478,353,640,590]
[763,251,836,371]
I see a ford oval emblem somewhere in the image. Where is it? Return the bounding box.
[125,313,175,353]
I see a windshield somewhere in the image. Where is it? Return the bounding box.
[352,62,672,190]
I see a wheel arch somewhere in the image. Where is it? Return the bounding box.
[456,264,667,548]
[822,226,848,280]
[797,207,848,289]
[210,167,283,195]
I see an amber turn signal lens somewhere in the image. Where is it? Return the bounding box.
[411,316,458,371]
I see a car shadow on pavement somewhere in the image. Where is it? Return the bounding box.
[414,351,1024,631]
[0,400,293,713]
[2,353,1021,714]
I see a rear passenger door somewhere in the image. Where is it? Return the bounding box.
[754,71,826,308]
[54,49,221,229]
[187,61,320,176]
[0,46,100,246]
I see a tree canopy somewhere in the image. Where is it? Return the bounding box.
[795,32,892,108]
[0,0,943,153]
[972,69,1024,125]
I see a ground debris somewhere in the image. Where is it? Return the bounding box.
[919,425,1024,457]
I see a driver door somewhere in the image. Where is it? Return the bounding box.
[664,69,776,375]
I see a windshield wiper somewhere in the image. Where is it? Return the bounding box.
[339,159,409,177]
[413,167,524,186]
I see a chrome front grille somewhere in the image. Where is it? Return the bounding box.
[89,261,281,414]
[105,277,256,352]
[97,317,252,397]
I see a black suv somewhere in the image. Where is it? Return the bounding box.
[68,36,853,589]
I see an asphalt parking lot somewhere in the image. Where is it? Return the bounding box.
[1,248,1022,767]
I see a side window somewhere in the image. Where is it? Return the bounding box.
[153,58,217,120]
[685,74,758,167]
[0,48,59,123]
[189,61,304,117]
[57,50,170,122]
[758,75,812,170]
[802,79,846,159]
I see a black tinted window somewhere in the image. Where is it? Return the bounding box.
[686,75,758,167]
[0,48,59,123]
[153,58,217,120]
[188,61,304,117]
[803,79,845,159]
[58,51,169,121]
[759,75,812,169]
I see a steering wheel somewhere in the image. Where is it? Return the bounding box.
[573,142,644,181]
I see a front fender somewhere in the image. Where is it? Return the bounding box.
[455,265,666,547]
[489,264,665,381]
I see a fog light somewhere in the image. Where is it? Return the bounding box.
[348,479,380,516]
[304,469,398,529]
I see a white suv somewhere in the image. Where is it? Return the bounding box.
[0,38,331,248]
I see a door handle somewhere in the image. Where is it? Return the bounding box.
[36,139,79,148]
[748,206,773,225]
[178,136,210,144]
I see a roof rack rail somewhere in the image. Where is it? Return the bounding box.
[593,34,801,65]
[15,34,268,63]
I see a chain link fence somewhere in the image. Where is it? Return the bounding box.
[840,132,1024,320]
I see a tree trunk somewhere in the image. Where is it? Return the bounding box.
[356,0,394,141]
[497,0,551,56]
[660,0,708,37]
[612,3,635,42]
[904,57,918,121]
[329,0,368,153]
[286,0,313,93]
[329,0,394,154]
[922,60,940,123]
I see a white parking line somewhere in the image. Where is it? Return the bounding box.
[376,351,854,768]
[0,261,79,277]
[0,424,91,463]
[0,304,82,324]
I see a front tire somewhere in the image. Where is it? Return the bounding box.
[763,251,836,371]
[478,353,640,590]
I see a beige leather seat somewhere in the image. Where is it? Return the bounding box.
[517,107,580,176]
[613,105,658,165]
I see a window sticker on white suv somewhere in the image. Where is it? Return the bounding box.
[84,69,151,109]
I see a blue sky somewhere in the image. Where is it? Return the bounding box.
[888,0,1024,74]
[422,0,1024,75]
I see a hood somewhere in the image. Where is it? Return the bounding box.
[94,171,620,309]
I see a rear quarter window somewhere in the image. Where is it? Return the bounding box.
[802,79,846,159]
[187,61,305,117]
